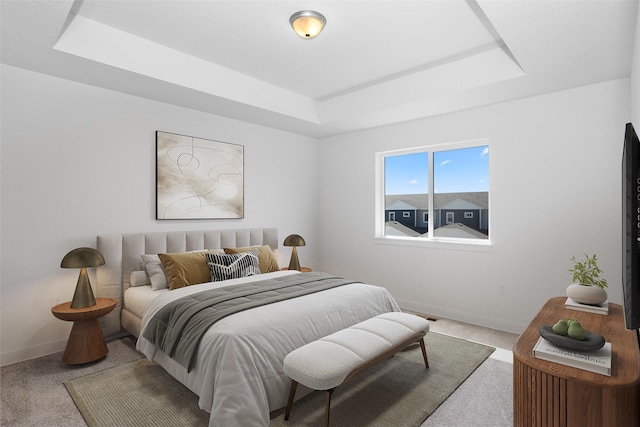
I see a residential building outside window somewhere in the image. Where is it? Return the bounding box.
[376,140,489,244]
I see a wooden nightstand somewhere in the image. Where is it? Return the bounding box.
[51,298,116,364]
[281,267,312,272]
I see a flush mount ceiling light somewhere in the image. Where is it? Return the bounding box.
[290,10,326,39]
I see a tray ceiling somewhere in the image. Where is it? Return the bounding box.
[1,0,637,137]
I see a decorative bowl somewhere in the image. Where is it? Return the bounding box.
[538,325,605,352]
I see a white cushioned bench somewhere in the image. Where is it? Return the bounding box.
[283,312,430,426]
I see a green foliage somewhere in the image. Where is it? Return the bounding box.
[569,253,608,289]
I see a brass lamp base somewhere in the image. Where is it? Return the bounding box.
[288,247,301,271]
[70,267,97,308]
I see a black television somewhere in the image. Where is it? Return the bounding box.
[622,122,640,332]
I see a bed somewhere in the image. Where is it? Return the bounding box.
[95,228,401,427]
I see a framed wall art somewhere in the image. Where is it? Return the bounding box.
[156,131,244,219]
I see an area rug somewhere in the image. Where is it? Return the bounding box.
[65,332,494,427]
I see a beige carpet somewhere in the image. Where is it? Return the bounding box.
[65,332,494,427]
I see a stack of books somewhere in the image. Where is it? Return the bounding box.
[532,336,611,376]
[565,297,609,315]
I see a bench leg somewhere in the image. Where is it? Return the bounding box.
[284,380,298,421]
[419,338,429,368]
[325,388,335,427]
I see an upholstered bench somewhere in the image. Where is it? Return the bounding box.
[283,312,430,426]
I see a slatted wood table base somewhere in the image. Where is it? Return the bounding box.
[51,298,116,365]
[513,297,640,427]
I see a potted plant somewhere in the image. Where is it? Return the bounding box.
[566,253,608,305]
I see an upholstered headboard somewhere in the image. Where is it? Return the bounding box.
[96,228,278,337]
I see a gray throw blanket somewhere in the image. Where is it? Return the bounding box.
[142,272,354,372]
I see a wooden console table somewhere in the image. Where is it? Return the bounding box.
[513,297,640,426]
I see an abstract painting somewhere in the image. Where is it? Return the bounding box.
[156,131,244,219]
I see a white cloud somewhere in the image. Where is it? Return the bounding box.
[408,179,418,185]
[481,147,489,156]
[440,160,451,166]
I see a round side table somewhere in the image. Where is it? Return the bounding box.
[51,298,116,364]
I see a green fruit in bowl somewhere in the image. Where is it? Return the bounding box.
[552,320,569,336]
[567,321,587,340]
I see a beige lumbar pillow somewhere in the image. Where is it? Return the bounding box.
[224,245,280,273]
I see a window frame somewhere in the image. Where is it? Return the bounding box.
[374,138,491,251]
[446,212,455,224]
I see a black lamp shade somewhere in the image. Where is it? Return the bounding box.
[283,234,306,247]
[61,247,105,269]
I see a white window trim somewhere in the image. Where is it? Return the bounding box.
[446,212,454,224]
[464,212,474,218]
[403,212,411,218]
[373,235,492,252]
[374,138,491,250]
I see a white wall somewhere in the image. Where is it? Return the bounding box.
[0,64,631,364]
[0,65,319,365]
[317,78,630,333]
[633,1,640,126]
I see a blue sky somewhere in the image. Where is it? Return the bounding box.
[385,146,489,195]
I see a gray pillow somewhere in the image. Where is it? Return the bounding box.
[141,254,167,290]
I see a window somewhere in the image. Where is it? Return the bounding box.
[377,140,489,243]
[403,212,411,218]
[389,212,395,221]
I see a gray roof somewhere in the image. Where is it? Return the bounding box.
[385,192,488,210]
[431,223,489,239]
[385,221,421,237]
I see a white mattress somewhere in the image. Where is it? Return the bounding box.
[122,270,291,319]
[124,285,167,319]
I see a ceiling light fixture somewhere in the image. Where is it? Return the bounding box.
[290,10,326,39]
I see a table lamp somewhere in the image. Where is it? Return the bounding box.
[61,247,105,308]
[283,234,306,271]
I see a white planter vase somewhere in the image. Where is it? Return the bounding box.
[566,283,608,305]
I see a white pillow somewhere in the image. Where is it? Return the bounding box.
[141,254,168,290]
[129,270,150,287]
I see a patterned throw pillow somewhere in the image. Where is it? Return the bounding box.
[206,250,261,281]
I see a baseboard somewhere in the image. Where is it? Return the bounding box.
[397,298,526,335]
[0,339,67,367]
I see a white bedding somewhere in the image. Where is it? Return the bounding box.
[136,270,401,427]
[124,284,167,319]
